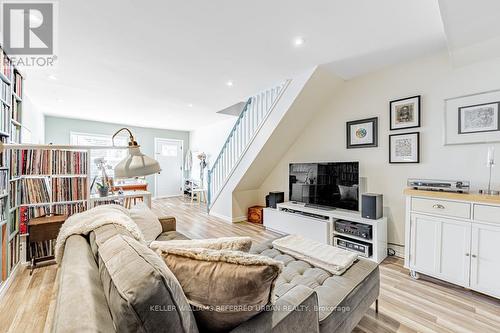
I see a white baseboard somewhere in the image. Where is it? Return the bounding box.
[209,211,233,223]
[232,216,247,223]
[0,262,21,299]
[388,243,405,259]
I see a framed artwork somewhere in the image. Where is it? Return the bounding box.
[458,102,499,134]
[346,117,378,149]
[389,132,420,163]
[390,95,421,130]
[444,89,500,145]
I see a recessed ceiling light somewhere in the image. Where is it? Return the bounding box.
[226,80,234,87]
[187,103,193,107]
[48,74,57,80]
[293,36,305,47]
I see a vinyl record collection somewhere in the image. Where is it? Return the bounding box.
[52,177,88,202]
[53,202,88,216]
[11,149,88,176]
[29,239,55,260]
[19,178,51,205]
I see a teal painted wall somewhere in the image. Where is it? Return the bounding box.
[44,116,190,196]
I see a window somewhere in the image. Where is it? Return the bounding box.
[70,132,128,180]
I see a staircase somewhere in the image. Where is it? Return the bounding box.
[207,80,291,210]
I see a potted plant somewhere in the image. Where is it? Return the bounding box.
[96,182,109,197]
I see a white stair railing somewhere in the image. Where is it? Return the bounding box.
[207,79,291,209]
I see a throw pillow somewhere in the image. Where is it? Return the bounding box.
[98,234,198,333]
[129,202,163,243]
[157,247,283,332]
[150,236,252,252]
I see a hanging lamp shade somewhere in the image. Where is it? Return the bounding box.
[114,146,161,178]
[112,128,161,178]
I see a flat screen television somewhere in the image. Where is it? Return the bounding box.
[289,162,359,211]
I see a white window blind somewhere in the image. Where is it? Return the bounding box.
[70,132,128,180]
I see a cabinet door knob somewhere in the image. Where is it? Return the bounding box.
[472,254,477,258]
[432,204,445,209]
[465,253,470,256]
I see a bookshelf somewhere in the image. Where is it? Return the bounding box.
[10,148,90,263]
[0,45,19,291]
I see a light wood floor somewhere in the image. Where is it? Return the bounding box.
[1,196,499,333]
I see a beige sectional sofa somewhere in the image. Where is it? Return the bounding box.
[52,215,379,333]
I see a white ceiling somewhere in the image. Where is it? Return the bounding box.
[24,0,447,131]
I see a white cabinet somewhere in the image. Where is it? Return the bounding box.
[470,224,500,298]
[409,214,471,287]
[405,190,500,299]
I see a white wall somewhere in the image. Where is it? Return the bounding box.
[189,117,235,180]
[21,95,45,143]
[258,52,500,247]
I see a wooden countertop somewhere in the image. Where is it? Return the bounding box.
[404,188,500,205]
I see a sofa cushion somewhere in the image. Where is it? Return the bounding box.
[129,202,163,243]
[98,233,198,333]
[52,235,115,333]
[150,236,252,252]
[250,240,379,330]
[158,247,283,332]
[89,223,135,261]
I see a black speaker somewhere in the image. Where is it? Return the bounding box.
[267,191,284,208]
[361,193,383,220]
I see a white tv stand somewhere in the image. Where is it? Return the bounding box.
[264,201,387,263]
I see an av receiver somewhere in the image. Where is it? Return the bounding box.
[334,220,372,240]
[333,236,372,258]
[407,179,470,193]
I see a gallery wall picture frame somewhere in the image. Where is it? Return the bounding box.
[389,132,420,164]
[390,95,421,130]
[346,117,378,149]
[444,89,500,145]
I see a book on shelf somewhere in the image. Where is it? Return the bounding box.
[52,177,87,202]
[9,234,19,271]
[1,224,7,281]
[11,99,20,123]
[13,71,22,97]
[0,169,7,195]
[10,123,20,143]
[0,103,9,134]
[1,80,9,104]
[0,51,12,80]
[9,208,18,235]
[0,197,7,222]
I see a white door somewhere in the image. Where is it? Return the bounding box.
[470,223,500,298]
[410,214,471,286]
[154,138,183,198]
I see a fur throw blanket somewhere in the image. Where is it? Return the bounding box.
[55,205,145,264]
[272,234,358,275]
